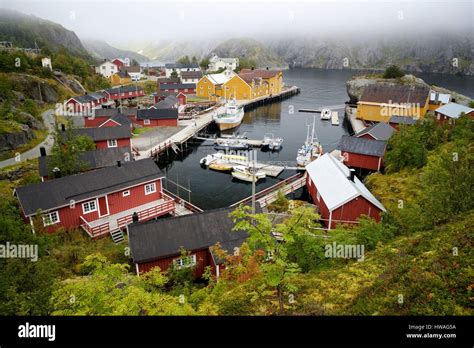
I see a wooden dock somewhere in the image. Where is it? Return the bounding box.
[331,111,340,126]
[240,86,300,111]
[230,173,306,208]
[345,105,366,134]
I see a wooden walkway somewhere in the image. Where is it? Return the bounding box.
[230,172,306,208]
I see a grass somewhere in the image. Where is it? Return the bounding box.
[290,211,473,315]
[132,127,159,136]
[187,96,209,103]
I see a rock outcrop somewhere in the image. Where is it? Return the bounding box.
[0,125,35,154]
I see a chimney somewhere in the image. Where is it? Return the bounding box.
[52,167,61,179]
[61,123,66,132]
[132,212,139,223]
[39,147,46,157]
[266,67,269,70]
[117,160,121,167]
[349,169,356,182]
[251,66,255,70]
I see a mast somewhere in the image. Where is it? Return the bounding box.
[311,114,316,144]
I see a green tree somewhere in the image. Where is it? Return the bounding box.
[199,57,210,69]
[177,56,191,65]
[383,65,405,79]
[48,119,95,177]
[385,125,427,172]
[170,70,178,79]
[51,254,197,315]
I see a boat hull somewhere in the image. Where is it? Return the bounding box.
[216,120,243,131]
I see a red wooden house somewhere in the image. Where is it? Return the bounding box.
[305,153,386,229]
[67,124,132,150]
[15,159,176,241]
[64,92,107,114]
[338,135,386,171]
[84,108,137,128]
[104,86,145,101]
[434,102,474,124]
[111,58,125,70]
[158,83,195,95]
[356,122,395,141]
[128,207,248,277]
[136,108,178,127]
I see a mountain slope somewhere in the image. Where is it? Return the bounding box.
[213,38,287,69]
[82,39,149,63]
[0,9,89,58]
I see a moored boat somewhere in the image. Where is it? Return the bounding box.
[213,99,245,131]
[231,165,266,182]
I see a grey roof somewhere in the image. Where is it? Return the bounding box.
[356,122,395,141]
[180,70,203,79]
[338,135,386,157]
[389,116,418,125]
[108,114,132,126]
[153,95,178,109]
[73,94,96,104]
[70,124,131,141]
[129,207,248,264]
[38,147,131,177]
[16,159,164,216]
[88,92,107,100]
[93,108,137,117]
[434,102,474,119]
[137,108,178,120]
[159,83,195,90]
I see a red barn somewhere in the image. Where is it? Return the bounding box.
[388,115,417,130]
[305,153,386,229]
[15,159,176,241]
[68,124,132,150]
[64,92,108,114]
[136,108,178,127]
[338,135,386,171]
[356,122,395,141]
[84,108,137,127]
[128,207,248,277]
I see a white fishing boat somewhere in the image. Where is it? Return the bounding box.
[213,99,244,131]
[269,137,283,150]
[214,138,250,151]
[296,116,323,169]
[200,153,248,167]
[231,165,266,182]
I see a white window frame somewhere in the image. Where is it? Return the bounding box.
[82,200,98,214]
[173,254,197,269]
[316,191,321,202]
[122,190,130,197]
[42,211,60,226]
[144,182,156,195]
[107,139,118,148]
[144,119,150,125]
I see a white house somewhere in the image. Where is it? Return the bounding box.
[95,61,119,78]
[123,66,142,81]
[41,57,52,71]
[164,63,200,78]
[208,54,239,72]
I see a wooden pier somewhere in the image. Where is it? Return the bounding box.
[241,86,300,111]
[230,172,306,208]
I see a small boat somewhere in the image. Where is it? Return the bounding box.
[296,116,323,169]
[209,162,233,172]
[213,99,245,131]
[269,137,283,150]
[200,153,248,167]
[214,138,250,151]
[320,108,331,120]
[262,133,283,151]
[231,165,266,182]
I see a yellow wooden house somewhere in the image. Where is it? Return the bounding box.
[196,72,234,101]
[110,70,131,86]
[356,84,430,122]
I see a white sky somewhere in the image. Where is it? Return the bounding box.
[2,0,473,46]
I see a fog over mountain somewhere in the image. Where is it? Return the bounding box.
[1,0,472,73]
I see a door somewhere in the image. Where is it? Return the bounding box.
[98,196,109,217]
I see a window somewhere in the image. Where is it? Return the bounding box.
[144,119,150,125]
[122,190,130,197]
[107,139,118,148]
[174,254,196,268]
[82,200,97,214]
[316,191,321,202]
[129,92,132,96]
[144,182,156,195]
[42,211,60,226]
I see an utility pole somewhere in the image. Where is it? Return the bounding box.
[251,151,256,215]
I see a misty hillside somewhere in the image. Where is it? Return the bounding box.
[213,38,287,69]
[268,33,474,75]
[136,39,219,62]
[82,39,149,63]
[0,9,89,58]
